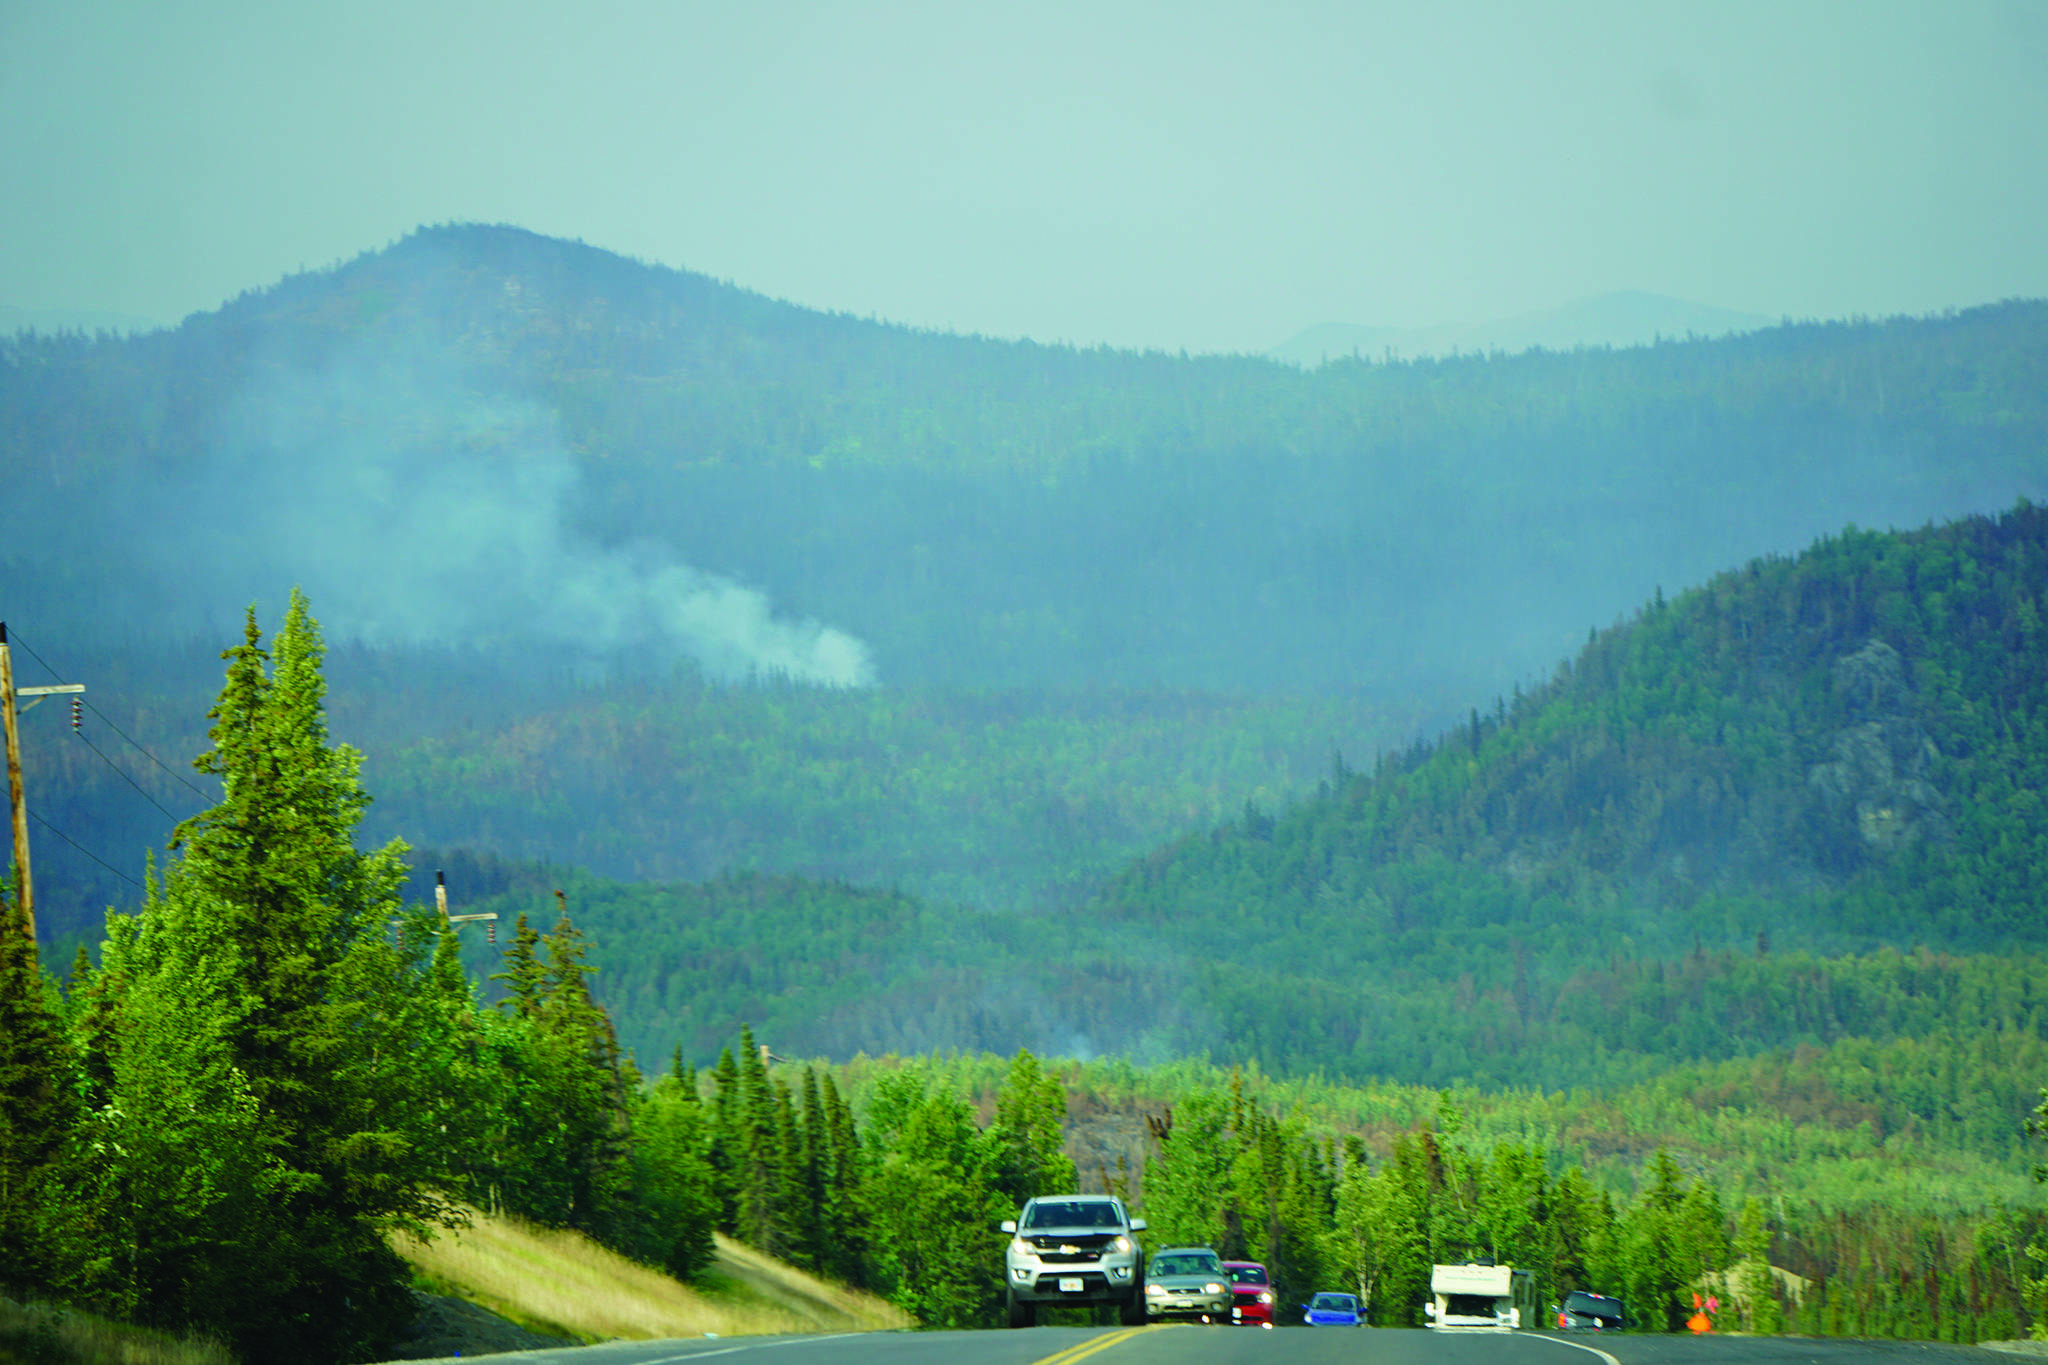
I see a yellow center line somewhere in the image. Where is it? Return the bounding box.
[1027,1324,1172,1365]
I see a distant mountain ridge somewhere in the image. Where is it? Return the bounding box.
[1267,290,1775,366]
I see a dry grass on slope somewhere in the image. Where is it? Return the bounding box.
[392,1208,911,1345]
[0,1295,234,1365]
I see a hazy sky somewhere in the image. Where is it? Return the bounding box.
[3,0,2044,353]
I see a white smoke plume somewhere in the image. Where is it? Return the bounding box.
[163,331,876,686]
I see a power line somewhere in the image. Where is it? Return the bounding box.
[82,700,215,801]
[5,625,215,801]
[27,808,144,891]
[74,729,190,823]
[3,628,68,686]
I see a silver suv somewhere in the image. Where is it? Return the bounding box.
[1142,1245,1231,1323]
[999,1195,1147,1327]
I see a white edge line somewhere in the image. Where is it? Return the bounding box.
[1524,1333,1622,1365]
[639,1333,865,1364]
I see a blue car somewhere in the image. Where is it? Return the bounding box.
[1303,1292,1363,1326]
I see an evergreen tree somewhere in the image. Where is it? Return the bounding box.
[492,911,546,1018]
[793,1066,829,1271]
[628,1069,720,1278]
[409,920,502,1211]
[732,1025,795,1255]
[1546,1166,1613,1299]
[72,593,443,1363]
[1735,1197,1784,1333]
[0,882,73,1297]
[818,1071,870,1287]
[707,1045,743,1232]
[1615,1149,1695,1332]
[860,1065,1006,1327]
[988,1049,1077,1210]
[538,902,635,1237]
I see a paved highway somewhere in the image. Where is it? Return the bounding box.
[383,1325,2023,1365]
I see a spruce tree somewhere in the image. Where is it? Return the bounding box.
[707,1045,742,1231]
[819,1071,869,1286]
[732,1025,794,1255]
[0,881,73,1296]
[539,902,635,1237]
[76,592,443,1363]
[492,911,545,1016]
[792,1065,837,1271]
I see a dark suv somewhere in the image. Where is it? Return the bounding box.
[1557,1290,1626,1330]
[999,1196,1147,1327]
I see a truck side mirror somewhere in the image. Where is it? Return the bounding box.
[1129,1218,1147,1232]
[999,1220,1017,1233]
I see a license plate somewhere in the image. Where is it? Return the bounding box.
[1059,1278,1084,1293]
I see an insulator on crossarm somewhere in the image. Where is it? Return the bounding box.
[70,697,82,732]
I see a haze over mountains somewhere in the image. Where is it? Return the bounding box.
[4,223,2047,1086]
[7,225,2043,699]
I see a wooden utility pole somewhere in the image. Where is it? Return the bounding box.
[2,621,32,940]
[437,869,499,941]
[1,622,85,944]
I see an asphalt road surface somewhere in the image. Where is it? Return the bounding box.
[382,1325,2027,1365]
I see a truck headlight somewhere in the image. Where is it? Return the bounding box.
[1111,1235,1132,1254]
[1010,1238,1031,1256]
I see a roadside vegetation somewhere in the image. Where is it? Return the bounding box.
[0,1295,232,1365]
[391,1209,908,1343]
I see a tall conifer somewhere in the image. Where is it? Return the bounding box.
[0,883,72,1294]
[78,592,442,1363]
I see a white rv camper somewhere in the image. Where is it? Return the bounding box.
[1425,1263,1532,1330]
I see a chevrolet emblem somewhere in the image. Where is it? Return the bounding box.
[1060,1244,1080,1254]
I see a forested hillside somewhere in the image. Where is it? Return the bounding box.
[427,506,2048,1107]
[1098,503,2048,987]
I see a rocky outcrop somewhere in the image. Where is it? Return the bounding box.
[1807,639,1948,852]
[379,1290,576,1361]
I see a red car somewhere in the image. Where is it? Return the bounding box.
[1223,1261,1276,1327]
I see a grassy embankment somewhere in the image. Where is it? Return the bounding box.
[392,1204,912,1344]
[0,1296,233,1365]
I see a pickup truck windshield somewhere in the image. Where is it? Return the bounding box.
[1023,1201,1121,1229]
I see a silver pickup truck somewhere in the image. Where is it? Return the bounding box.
[999,1195,1147,1327]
